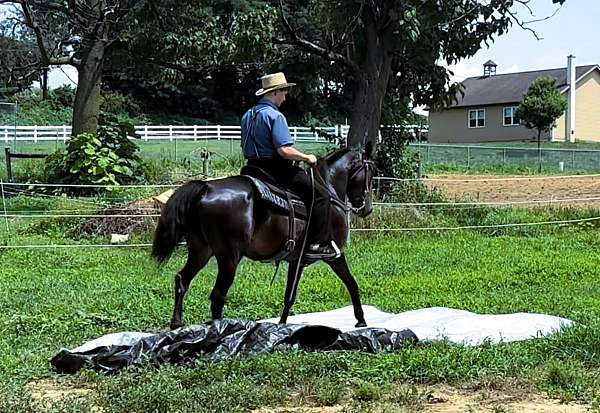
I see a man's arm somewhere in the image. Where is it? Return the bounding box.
[277,146,317,165]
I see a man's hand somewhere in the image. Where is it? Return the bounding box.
[305,154,317,166]
[277,146,318,165]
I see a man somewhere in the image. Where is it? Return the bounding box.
[241,72,338,259]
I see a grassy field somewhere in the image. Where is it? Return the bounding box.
[0,139,333,181]
[5,139,600,182]
[1,191,600,411]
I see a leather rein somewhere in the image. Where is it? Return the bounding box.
[312,155,376,215]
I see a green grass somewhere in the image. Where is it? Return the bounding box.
[0,139,332,181]
[2,199,600,411]
[6,138,600,183]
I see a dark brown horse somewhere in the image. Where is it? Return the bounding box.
[152,143,376,329]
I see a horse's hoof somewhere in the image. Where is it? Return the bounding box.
[170,321,184,330]
[355,321,367,328]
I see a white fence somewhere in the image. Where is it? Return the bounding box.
[0,124,352,143]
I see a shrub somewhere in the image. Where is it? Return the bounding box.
[44,114,142,190]
[376,126,420,179]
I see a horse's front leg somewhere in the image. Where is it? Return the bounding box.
[279,260,305,324]
[326,253,366,327]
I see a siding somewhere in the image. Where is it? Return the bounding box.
[553,70,600,142]
[429,105,549,143]
[576,70,600,142]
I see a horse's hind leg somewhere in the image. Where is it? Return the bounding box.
[209,253,241,319]
[326,254,366,327]
[171,238,212,330]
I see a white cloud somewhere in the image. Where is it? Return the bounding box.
[499,64,520,74]
[446,61,482,83]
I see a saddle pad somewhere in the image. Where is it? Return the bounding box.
[242,175,307,219]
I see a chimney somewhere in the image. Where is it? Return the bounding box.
[566,55,576,143]
[483,60,497,77]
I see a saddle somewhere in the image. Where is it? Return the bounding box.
[240,165,308,262]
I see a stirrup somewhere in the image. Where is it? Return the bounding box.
[303,240,341,261]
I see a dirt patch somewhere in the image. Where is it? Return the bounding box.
[421,384,588,412]
[252,407,344,413]
[427,174,600,207]
[28,379,101,412]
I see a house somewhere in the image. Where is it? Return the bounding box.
[428,57,600,143]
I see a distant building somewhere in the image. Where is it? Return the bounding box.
[429,57,600,143]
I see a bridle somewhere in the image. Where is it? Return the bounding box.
[347,156,376,215]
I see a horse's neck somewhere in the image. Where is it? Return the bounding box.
[320,153,351,201]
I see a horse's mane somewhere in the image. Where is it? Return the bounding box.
[323,147,354,165]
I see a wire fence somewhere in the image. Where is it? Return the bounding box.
[412,143,600,173]
[2,175,600,249]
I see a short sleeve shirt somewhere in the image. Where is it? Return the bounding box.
[241,99,294,159]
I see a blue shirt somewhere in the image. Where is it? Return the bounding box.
[241,99,294,159]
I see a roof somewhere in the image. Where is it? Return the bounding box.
[450,64,600,108]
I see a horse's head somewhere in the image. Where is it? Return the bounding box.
[346,141,376,217]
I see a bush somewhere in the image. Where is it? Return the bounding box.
[44,114,142,190]
[376,126,420,179]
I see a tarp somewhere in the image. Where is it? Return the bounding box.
[51,305,572,374]
[261,305,573,345]
[51,318,417,374]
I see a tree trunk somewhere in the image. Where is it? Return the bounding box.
[41,67,48,100]
[72,40,105,136]
[346,14,393,148]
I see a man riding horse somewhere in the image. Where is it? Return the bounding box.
[152,72,376,329]
[241,72,338,260]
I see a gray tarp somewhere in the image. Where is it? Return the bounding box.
[51,319,417,374]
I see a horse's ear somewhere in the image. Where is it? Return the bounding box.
[364,140,375,159]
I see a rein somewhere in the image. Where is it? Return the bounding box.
[313,152,375,215]
[348,159,376,214]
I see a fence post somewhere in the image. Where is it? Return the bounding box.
[4,148,12,182]
[169,125,173,142]
[144,125,148,141]
[174,134,178,162]
[0,178,9,233]
[503,148,506,165]
[217,125,221,141]
[194,125,197,142]
[467,146,470,168]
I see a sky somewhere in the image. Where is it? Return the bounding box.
[2,1,599,91]
[447,0,599,82]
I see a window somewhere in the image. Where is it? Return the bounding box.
[503,106,520,126]
[468,109,485,128]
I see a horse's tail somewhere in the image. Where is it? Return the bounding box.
[152,181,208,264]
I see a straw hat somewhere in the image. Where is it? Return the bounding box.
[255,72,296,96]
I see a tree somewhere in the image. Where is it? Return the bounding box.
[0,0,147,135]
[102,0,281,122]
[516,76,567,172]
[0,14,39,94]
[277,0,567,147]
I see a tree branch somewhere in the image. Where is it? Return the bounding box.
[278,0,359,74]
[17,0,50,64]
